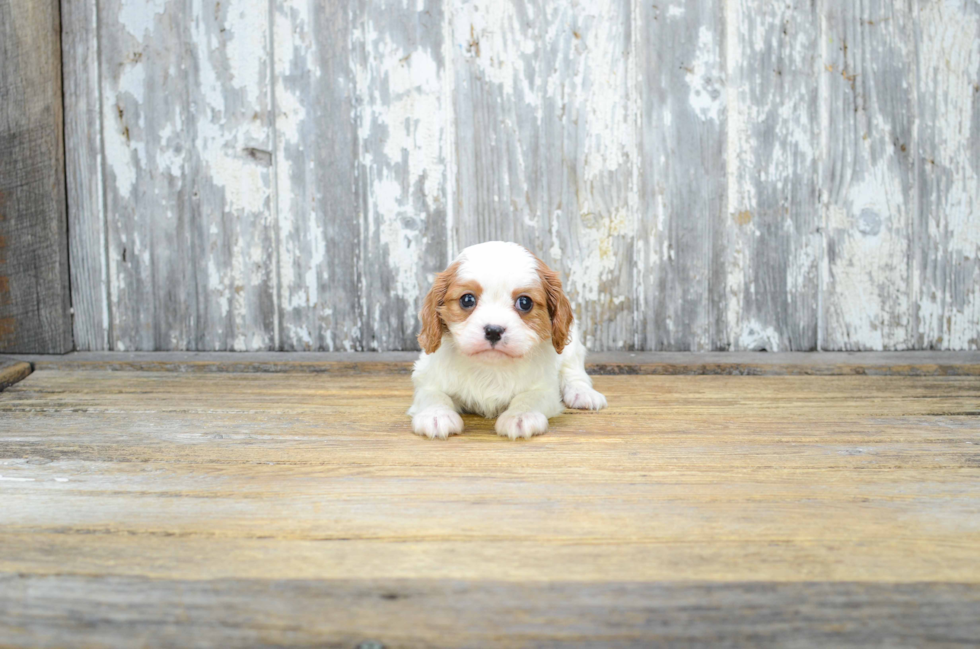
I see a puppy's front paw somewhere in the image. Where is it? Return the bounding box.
[495,411,549,440]
[412,408,463,440]
[562,385,607,410]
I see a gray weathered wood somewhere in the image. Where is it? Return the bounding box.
[4,350,980,376]
[821,0,916,351]
[2,576,978,648]
[0,0,73,353]
[60,1,980,352]
[912,0,980,350]
[636,0,727,351]
[62,0,110,351]
[98,0,277,351]
[724,0,821,352]
[353,0,450,351]
[274,0,362,351]
[452,0,635,350]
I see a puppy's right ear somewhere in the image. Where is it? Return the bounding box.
[417,261,459,354]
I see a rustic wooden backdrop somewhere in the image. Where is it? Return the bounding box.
[60,0,980,352]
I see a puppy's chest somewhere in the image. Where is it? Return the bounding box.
[446,369,541,418]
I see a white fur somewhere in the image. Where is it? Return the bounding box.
[409,242,606,440]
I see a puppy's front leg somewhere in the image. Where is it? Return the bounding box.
[495,389,564,440]
[410,389,463,440]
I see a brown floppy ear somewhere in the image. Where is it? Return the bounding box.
[537,259,573,354]
[417,261,459,354]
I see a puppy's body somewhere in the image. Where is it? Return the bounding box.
[409,241,606,440]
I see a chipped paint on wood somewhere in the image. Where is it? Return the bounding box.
[913,0,980,350]
[354,0,450,350]
[99,0,276,351]
[64,0,980,351]
[452,0,635,351]
[821,1,915,350]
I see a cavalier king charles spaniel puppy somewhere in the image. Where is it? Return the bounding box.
[409,241,607,440]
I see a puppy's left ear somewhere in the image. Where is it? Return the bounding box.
[537,259,573,354]
[417,261,459,354]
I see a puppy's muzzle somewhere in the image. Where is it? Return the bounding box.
[484,325,505,345]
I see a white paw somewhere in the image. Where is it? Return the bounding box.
[495,411,549,440]
[562,385,607,410]
[412,408,464,440]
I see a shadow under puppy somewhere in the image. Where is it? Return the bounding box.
[409,241,607,440]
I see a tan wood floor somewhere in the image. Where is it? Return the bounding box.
[1,368,979,647]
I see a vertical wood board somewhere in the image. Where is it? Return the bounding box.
[636,0,727,351]
[353,0,451,351]
[98,0,277,351]
[821,0,916,351]
[0,0,73,353]
[452,0,636,350]
[273,0,361,351]
[912,0,980,350]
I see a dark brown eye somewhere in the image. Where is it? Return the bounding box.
[516,296,533,312]
[460,293,477,309]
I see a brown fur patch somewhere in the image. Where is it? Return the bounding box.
[532,257,574,353]
[512,286,552,342]
[439,279,483,326]
[417,261,462,354]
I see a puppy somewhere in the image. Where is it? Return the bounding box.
[408,241,607,440]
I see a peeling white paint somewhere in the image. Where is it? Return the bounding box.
[688,26,723,123]
[117,0,168,40]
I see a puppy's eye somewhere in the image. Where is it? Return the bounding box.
[515,295,533,313]
[459,293,477,309]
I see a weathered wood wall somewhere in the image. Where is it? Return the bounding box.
[0,0,73,353]
[63,0,980,352]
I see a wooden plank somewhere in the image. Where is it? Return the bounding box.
[912,0,980,350]
[353,0,451,351]
[62,0,110,351]
[0,360,31,391]
[1,370,978,641]
[3,351,980,376]
[1,577,978,648]
[725,0,821,351]
[0,0,73,353]
[821,1,916,350]
[636,0,726,351]
[98,0,277,351]
[273,0,361,351]
[0,370,979,648]
[452,0,635,350]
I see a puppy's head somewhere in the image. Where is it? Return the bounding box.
[418,242,573,360]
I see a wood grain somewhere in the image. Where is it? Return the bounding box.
[912,0,980,350]
[98,0,277,351]
[4,350,980,376]
[274,0,362,352]
[725,0,821,352]
[60,3,980,352]
[62,0,110,351]
[0,360,31,391]
[452,0,635,350]
[0,369,978,643]
[353,0,451,351]
[2,577,978,648]
[0,0,73,354]
[821,0,916,350]
[636,0,726,351]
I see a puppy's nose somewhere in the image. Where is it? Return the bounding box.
[484,325,505,344]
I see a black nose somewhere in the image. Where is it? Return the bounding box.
[484,325,505,344]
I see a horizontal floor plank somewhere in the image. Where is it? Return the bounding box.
[2,370,979,644]
[3,351,980,375]
[3,576,977,648]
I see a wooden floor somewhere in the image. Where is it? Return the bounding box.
[1,363,979,647]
